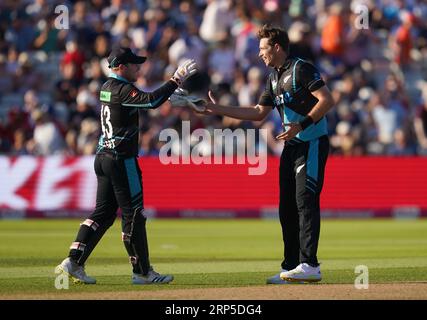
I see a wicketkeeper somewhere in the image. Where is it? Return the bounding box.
[57,47,199,284]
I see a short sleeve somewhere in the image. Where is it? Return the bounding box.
[298,62,325,92]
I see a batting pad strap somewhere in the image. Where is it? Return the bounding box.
[129,256,138,265]
[122,232,131,242]
[70,242,86,251]
[80,219,99,231]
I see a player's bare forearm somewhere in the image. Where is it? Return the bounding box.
[206,104,266,121]
[276,86,334,141]
[203,91,272,121]
[307,86,335,122]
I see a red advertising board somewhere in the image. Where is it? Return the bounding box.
[0,156,426,218]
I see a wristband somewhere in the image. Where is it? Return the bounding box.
[171,76,182,86]
[299,116,314,130]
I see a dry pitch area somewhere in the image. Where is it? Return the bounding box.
[2,283,427,300]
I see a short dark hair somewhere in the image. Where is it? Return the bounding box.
[257,25,289,54]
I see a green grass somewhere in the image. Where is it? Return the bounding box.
[0,218,426,295]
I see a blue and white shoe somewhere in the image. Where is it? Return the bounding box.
[132,267,174,285]
[266,270,291,284]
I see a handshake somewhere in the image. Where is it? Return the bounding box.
[169,88,208,113]
[169,59,214,113]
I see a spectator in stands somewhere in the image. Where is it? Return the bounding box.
[139,129,161,156]
[387,128,417,156]
[127,9,146,50]
[168,22,207,70]
[343,10,378,70]
[55,62,81,106]
[371,87,406,151]
[101,0,131,23]
[69,89,99,132]
[93,34,110,59]
[85,58,107,85]
[111,10,129,43]
[288,21,316,63]
[71,1,99,49]
[390,10,416,69]
[232,4,262,72]
[0,0,426,157]
[28,109,65,155]
[5,47,19,75]
[0,54,13,95]
[321,3,346,62]
[414,87,427,155]
[76,118,99,155]
[208,38,236,85]
[33,15,65,53]
[14,52,42,94]
[330,120,357,156]
[4,10,36,53]
[10,129,29,155]
[64,129,78,156]
[199,0,235,45]
[1,108,32,153]
[61,40,86,81]
[237,66,264,107]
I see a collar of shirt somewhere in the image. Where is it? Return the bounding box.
[109,72,130,83]
[275,58,293,77]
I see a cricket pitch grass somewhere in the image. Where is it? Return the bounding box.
[0,218,426,300]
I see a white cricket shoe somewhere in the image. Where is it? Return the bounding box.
[280,263,321,283]
[132,267,174,285]
[57,257,96,284]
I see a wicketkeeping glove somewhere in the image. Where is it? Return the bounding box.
[168,88,207,112]
[171,59,197,86]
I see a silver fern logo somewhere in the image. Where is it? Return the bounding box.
[271,80,277,91]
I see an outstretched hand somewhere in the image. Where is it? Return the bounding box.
[193,90,216,115]
[196,90,216,115]
[275,123,302,141]
[168,88,207,113]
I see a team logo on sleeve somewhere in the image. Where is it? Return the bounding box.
[130,90,138,98]
[100,91,111,102]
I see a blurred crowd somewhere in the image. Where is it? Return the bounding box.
[1,0,427,157]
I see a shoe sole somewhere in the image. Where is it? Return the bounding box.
[132,281,172,285]
[266,281,304,284]
[56,265,96,285]
[280,276,322,283]
[266,277,303,284]
[132,279,174,285]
